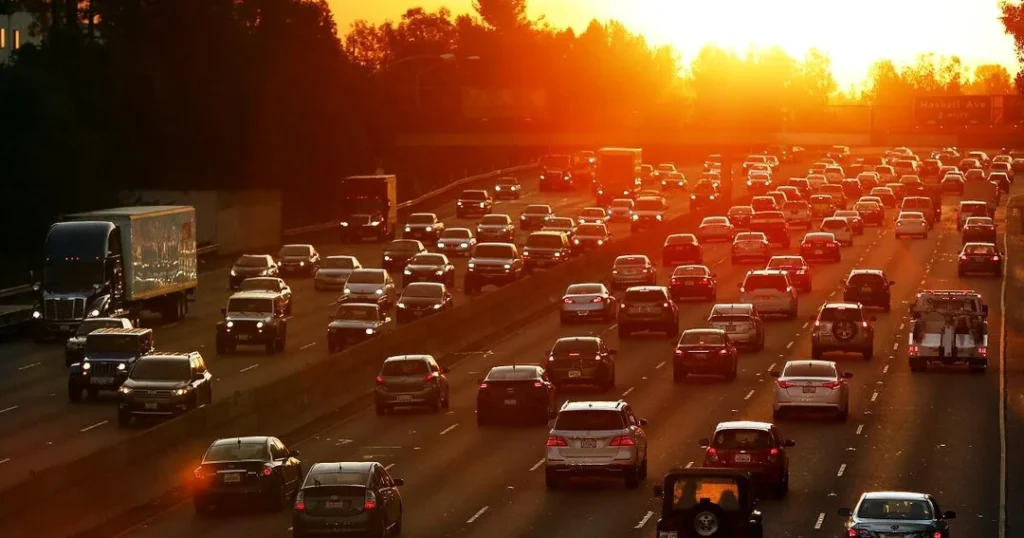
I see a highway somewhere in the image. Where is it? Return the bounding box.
[0,165,706,490]
[111,175,1009,537]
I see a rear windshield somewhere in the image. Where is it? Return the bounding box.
[710,315,752,323]
[611,199,633,208]
[576,224,607,236]
[76,319,125,335]
[555,410,624,431]
[205,442,266,462]
[634,199,664,211]
[552,339,599,354]
[735,233,765,242]
[728,207,753,216]
[524,205,551,215]
[743,275,787,292]
[964,244,995,254]
[848,273,883,287]
[441,229,471,239]
[407,214,434,224]
[673,267,707,277]
[460,191,487,200]
[547,218,573,228]
[403,284,443,298]
[387,241,421,253]
[279,245,311,256]
[962,204,987,214]
[335,305,378,320]
[783,362,836,378]
[473,245,514,258]
[668,476,741,511]
[966,218,992,226]
[322,257,355,269]
[527,235,564,248]
[702,218,729,226]
[899,213,925,221]
[818,307,863,322]
[566,284,604,295]
[240,279,278,292]
[346,270,384,284]
[854,203,879,212]
[679,332,724,345]
[237,255,269,267]
[304,472,368,488]
[856,499,934,521]
[804,234,833,242]
[486,367,539,381]
[751,198,775,209]
[409,254,445,266]
[694,181,716,192]
[712,429,772,450]
[821,220,848,230]
[903,198,931,208]
[381,360,429,376]
[783,201,808,210]
[479,215,509,225]
[581,208,605,216]
[767,257,804,269]
[666,235,696,245]
[615,256,647,266]
[624,289,666,302]
[130,358,189,382]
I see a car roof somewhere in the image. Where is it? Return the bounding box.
[555,336,601,344]
[212,436,270,446]
[783,359,835,370]
[715,420,772,432]
[710,304,755,314]
[746,269,787,277]
[529,230,565,237]
[821,302,862,309]
[849,269,884,275]
[87,327,151,336]
[624,285,668,292]
[141,352,198,361]
[861,491,930,501]
[561,400,625,411]
[383,354,433,363]
[681,328,726,335]
[351,268,387,274]
[309,461,375,475]
[229,291,278,300]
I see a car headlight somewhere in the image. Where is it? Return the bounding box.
[375,289,384,295]
[501,226,509,231]
[437,242,445,248]
[691,194,697,199]
[597,239,604,245]
[574,239,580,244]
[117,363,126,371]
[32,311,41,319]
[340,221,349,227]
[661,180,667,185]
[435,270,444,276]
[256,321,264,329]
[632,214,639,220]
[468,262,475,268]
[495,185,502,190]
[710,195,716,200]
[299,261,305,266]
[478,202,485,208]
[404,269,412,275]
[504,264,512,269]
[365,328,375,335]
[460,242,468,248]
[553,252,561,257]
[511,185,518,190]
[226,321,234,328]
[747,181,753,186]
[656,214,663,220]
[174,387,190,396]
[520,214,527,219]
[405,226,412,232]
[597,189,605,195]
[433,304,442,310]
[370,221,381,226]
[230,269,237,276]
[82,362,91,370]
[457,201,464,206]
[118,386,132,394]
[425,226,433,232]
[343,288,351,294]
[397,303,406,309]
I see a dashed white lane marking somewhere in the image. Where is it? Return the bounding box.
[744,390,755,401]
[17,362,40,371]
[80,420,108,433]
[609,324,618,330]
[786,341,794,349]
[530,459,545,471]
[0,458,10,465]
[0,405,18,414]
[871,391,879,402]
[883,365,890,374]
[685,461,694,468]
[655,361,665,369]
[892,342,899,351]
[300,342,316,350]
[635,510,655,529]
[164,322,178,328]
[856,424,864,435]
[768,363,776,372]
[622,387,634,397]
[802,321,809,329]
[440,423,459,436]
[899,323,905,331]
[239,364,259,373]
[384,463,395,471]
[814,512,826,529]
[466,506,489,524]
[837,463,847,477]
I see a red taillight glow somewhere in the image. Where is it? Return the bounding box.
[777,380,796,388]
[610,435,635,446]
[546,436,568,447]
[534,381,544,388]
[979,347,988,357]
[294,500,306,512]
[701,278,710,284]
[262,467,273,477]
[992,255,1001,261]
[822,381,841,389]
[563,297,573,304]
[193,467,204,480]
[848,530,858,538]
[706,447,719,462]
[932,532,942,538]
[425,373,436,383]
[375,376,384,385]
[769,448,779,456]
[592,296,604,303]
[862,321,869,328]
[909,345,919,356]
[364,492,377,511]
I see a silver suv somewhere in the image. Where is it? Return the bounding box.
[706,303,765,350]
[811,302,876,360]
[738,270,798,319]
[545,400,649,490]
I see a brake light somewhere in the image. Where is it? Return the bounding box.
[777,380,796,388]
[663,302,670,308]
[375,376,384,385]
[822,381,841,389]
[193,467,205,480]
[364,490,377,511]
[294,493,306,512]
[979,347,987,357]
[425,373,436,383]
[591,296,604,303]
[960,254,968,260]
[770,448,779,456]
[706,447,719,463]
[909,345,919,356]
[563,297,573,304]
[534,381,544,388]
[546,436,569,447]
[675,349,684,355]
[610,435,635,446]
[932,532,942,538]
[479,382,489,388]
[701,278,710,284]
[992,255,1000,261]
[848,530,858,538]
[262,466,273,477]
[862,321,869,328]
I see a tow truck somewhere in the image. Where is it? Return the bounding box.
[907,290,988,373]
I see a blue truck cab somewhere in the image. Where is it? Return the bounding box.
[68,327,154,402]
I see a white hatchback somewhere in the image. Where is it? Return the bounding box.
[895,211,929,239]
[819,217,854,247]
[737,270,798,318]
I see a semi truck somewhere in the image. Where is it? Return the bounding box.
[33,206,198,340]
[338,175,397,242]
[595,147,642,206]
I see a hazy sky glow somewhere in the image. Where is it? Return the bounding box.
[330,0,1020,88]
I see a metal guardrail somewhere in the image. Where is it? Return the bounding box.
[280,163,540,238]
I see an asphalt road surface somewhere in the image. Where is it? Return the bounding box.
[110,175,1010,537]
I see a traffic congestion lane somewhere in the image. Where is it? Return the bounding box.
[111,199,892,538]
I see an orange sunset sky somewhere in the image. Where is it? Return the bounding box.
[329,0,1020,88]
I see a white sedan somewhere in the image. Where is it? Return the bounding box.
[771,359,852,420]
[895,211,929,239]
[697,216,736,242]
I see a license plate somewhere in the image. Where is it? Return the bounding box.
[577,311,589,316]
[145,402,158,410]
[568,370,582,378]
[803,386,816,393]
[325,501,344,509]
[726,324,736,331]
[504,399,517,406]
[757,295,773,301]
[684,281,694,286]
[237,335,250,341]
[814,249,823,255]
[91,377,114,385]
[734,454,751,463]
[861,286,872,292]
[581,439,597,448]
[223,473,241,483]
[397,395,412,401]
[60,325,70,331]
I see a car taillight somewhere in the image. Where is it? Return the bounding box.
[534,381,544,388]
[822,381,841,389]
[932,532,942,538]
[364,490,377,511]
[294,493,306,512]
[814,320,821,327]
[777,380,796,388]
[701,278,710,284]
[546,436,568,447]
[662,302,670,308]
[563,297,573,304]
[768,447,779,462]
[425,373,436,383]
[706,447,719,463]
[847,530,858,538]
[479,382,488,389]
[992,255,1000,261]
[375,376,384,385]
[610,435,635,446]
[862,321,869,328]
[262,466,273,477]
[718,349,728,355]
[979,347,988,357]
[193,467,205,480]
[909,344,919,356]
[592,296,604,303]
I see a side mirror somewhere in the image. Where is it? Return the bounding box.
[653,485,664,498]
[842,372,854,379]
[837,508,853,517]
[290,449,300,457]
[943,510,957,519]
[784,439,796,447]
[220,308,226,316]
[769,371,781,378]
[638,418,649,427]
[442,366,450,373]
[392,478,405,486]
[870,316,878,322]
[698,438,710,448]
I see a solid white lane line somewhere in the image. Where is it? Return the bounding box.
[384,463,395,471]
[17,362,39,371]
[466,506,489,524]
[530,459,545,472]
[0,405,18,414]
[837,463,847,477]
[439,424,459,436]
[786,341,794,349]
[608,324,618,330]
[300,342,316,350]
[814,513,826,529]
[744,390,754,401]
[883,365,890,374]
[621,387,635,397]
[655,361,665,369]
[239,364,259,373]
[635,511,655,529]
[871,391,879,402]
[685,461,694,468]
[80,420,108,433]
[1000,227,1009,538]
[856,424,864,435]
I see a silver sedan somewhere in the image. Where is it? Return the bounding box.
[560,282,617,323]
[771,360,852,420]
[437,228,477,256]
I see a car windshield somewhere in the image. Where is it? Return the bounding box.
[227,298,273,314]
[735,233,765,242]
[552,338,599,354]
[473,245,514,258]
[615,256,647,267]
[964,244,995,255]
[818,307,863,322]
[441,229,471,239]
[899,213,925,221]
[634,199,663,211]
[835,212,857,219]
[387,241,421,253]
[460,191,487,200]
[205,442,266,462]
[381,360,429,376]
[346,270,384,284]
[566,284,604,295]
[624,289,666,302]
[581,208,604,217]
[805,234,834,243]
[76,319,124,336]
[240,279,278,292]
[679,332,724,345]
[855,203,879,212]
[668,476,741,511]
[751,198,775,210]
[527,235,564,248]
[673,267,707,277]
[410,254,445,266]
[728,207,753,216]
[479,215,508,226]
[576,224,607,236]
[236,255,269,267]
[130,358,189,382]
[966,218,993,226]
[524,205,550,215]
[666,235,696,245]
[694,181,716,193]
[611,200,633,208]
[304,472,368,487]
[856,499,934,520]
[279,245,311,257]
[541,155,571,168]
[486,367,539,381]
[85,334,143,354]
[712,429,772,449]
[962,204,987,215]
[322,257,355,269]
[743,275,787,292]
[407,214,434,224]
[555,410,624,431]
[783,362,836,378]
[334,305,379,320]
[403,284,443,299]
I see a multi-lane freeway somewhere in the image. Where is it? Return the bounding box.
[79,152,1009,538]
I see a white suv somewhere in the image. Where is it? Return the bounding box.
[738,270,798,319]
[819,217,854,246]
[545,400,649,490]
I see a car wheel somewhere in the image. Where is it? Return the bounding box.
[639,457,649,481]
[270,481,287,511]
[431,395,442,413]
[624,466,640,489]
[545,468,560,490]
[375,403,387,416]
[726,360,738,381]
[838,403,849,421]
[776,473,789,498]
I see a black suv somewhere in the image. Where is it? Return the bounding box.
[520,204,554,230]
[544,336,617,390]
[455,189,494,218]
[842,270,894,311]
[193,436,303,515]
[653,468,764,538]
[292,461,403,537]
[215,292,288,354]
[493,176,522,200]
[631,196,668,232]
[523,231,572,273]
[673,328,738,382]
[69,327,154,401]
[618,286,679,339]
[117,352,213,427]
[382,239,427,272]
[403,212,444,242]
[276,244,320,277]
[465,243,524,294]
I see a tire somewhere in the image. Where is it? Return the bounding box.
[666,322,678,338]
[270,482,287,511]
[442,391,450,409]
[863,347,874,361]
[431,394,443,413]
[838,404,849,421]
[639,457,649,481]
[328,340,339,353]
[476,411,488,427]
[624,466,640,489]
[726,360,738,380]
[275,334,286,352]
[776,473,789,498]
[68,384,82,402]
[375,402,387,416]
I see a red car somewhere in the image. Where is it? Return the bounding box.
[662,234,703,266]
[699,421,795,497]
[799,233,841,263]
[765,255,812,293]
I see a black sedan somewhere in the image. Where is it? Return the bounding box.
[571,223,611,253]
[662,234,703,266]
[962,217,997,244]
[402,253,455,287]
[382,239,427,272]
[669,265,716,301]
[396,282,453,323]
[672,328,738,382]
[799,233,841,263]
[276,244,320,276]
[840,492,955,538]
[958,242,1003,277]
[192,436,303,515]
[853,202,884,226]
[476,364,557,426]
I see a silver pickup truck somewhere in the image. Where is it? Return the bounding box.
[907,290,988,373]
